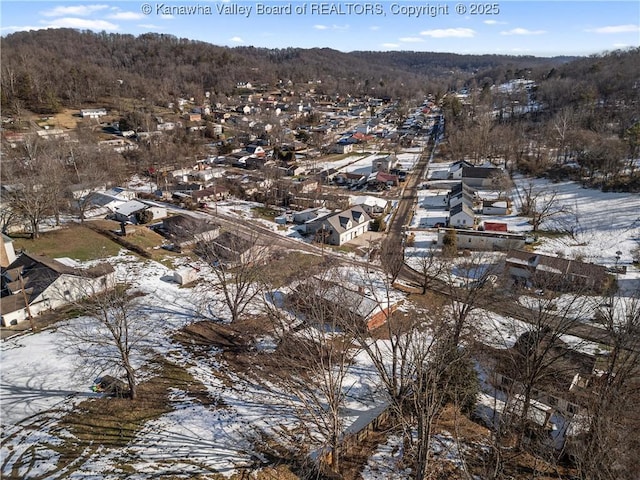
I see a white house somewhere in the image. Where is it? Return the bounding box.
[437,228,525,251]
[449,203,475,228]
[317,206,372,246]
[80,108,107,119]
[0,253,115,327]
[114,200,167,224]
[449,160,474,180]
[351,196,390,217]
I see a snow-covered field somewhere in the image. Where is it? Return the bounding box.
[511,177,640,265]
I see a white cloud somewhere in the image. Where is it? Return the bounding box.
[0,25,43,33]
[230,36,244,43]
[45,17,119,30]
[484,19,507,25]
[381,43,400,48]
[613,43,630,48]
[41,4,109,17]
[500,28,546,36]
[399,37,424,43]
[420,28,475,38]
[370,26,380,31]
[138,24,164,30]
[107,11,146,20]
[313,24,349,31]
[587,24,640,34]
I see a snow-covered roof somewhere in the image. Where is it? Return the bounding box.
[114,199,148,216]
[352,195,388,209]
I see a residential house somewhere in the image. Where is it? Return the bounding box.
[448,203,475,228]
[332,142,354,154]
[80,108,107,119]
[161,214,220,251]
[484,329,601,449]
[113,200,167,224]
[367,171,398,189]
[448,182,475,210]
[438,228,525,251]
[289,279,401,331]
[351,196,390,218]
[462,166,504,188]
[291,179,319,195]
[285,164,306,177]
[448,160,474,180]
[315,206,372,246]
[335,172,367,187]
[184,113,202,122]
[191,186,230,204]
[371,155,396,174]
[198,231,270,268]
[505,250,612,293]
[245,145,266,157]
[292,207,332,227]
[0,253,115,327]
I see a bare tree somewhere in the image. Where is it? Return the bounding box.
[2,170,53,239]
[409,245,447,294]
[380,236,405,283]
[346,268,478,479]
[61,273,148,400]
[571,291,640,480]
[195,229,269,323]
[273,267,363,473]
[442,252,500,349]
[518,182,568,232]
[476,279,594,480]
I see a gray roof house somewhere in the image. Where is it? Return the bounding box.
[1,253,115,327]
[449,203,475,228]
[462,166,504,188]
[316,206,372,246]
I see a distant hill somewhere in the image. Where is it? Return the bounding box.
[1,29,574,113]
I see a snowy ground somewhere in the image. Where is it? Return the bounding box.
[1,256,399,478]
[511,177,640,266]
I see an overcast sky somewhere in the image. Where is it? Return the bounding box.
[1,1,639,56]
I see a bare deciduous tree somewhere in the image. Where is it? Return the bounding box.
[273,267,363,473]
[61,274,148,400]
[410,245,447,295]
[196,229,269,323]
[571,291,640,480]
[518,182,568,232]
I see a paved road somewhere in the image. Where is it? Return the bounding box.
[387,118,442,250]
